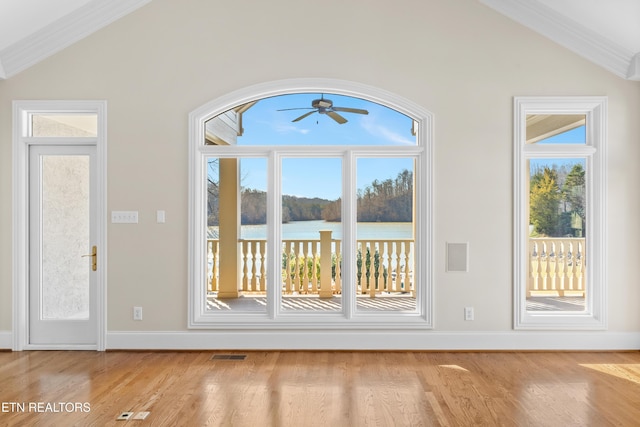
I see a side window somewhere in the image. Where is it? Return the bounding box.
[514,97,607,329]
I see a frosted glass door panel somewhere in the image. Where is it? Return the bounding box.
[40,155,91,320]
[29,144,97,346]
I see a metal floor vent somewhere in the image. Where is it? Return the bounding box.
[211,354,247,360]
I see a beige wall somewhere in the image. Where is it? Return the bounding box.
[1,0,639,335]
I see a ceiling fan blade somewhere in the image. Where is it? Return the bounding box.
[292,110,316,122]
[278,107,315,112]
[333,107,369,115]
[327,111,347,124]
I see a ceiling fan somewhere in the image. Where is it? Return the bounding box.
[278,95,369,124]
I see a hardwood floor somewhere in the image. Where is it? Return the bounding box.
[1,350,639,426]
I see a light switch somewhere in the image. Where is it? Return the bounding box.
[157,210,166,223]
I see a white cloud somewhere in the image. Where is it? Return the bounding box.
[359,115,414,145]
[273,123,310,135]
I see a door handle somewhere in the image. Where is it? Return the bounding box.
[82,245,97,271]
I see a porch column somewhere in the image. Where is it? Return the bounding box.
[217,158,240,299]
[319,230,333,298]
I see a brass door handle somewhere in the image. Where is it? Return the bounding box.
[82,245,97,271]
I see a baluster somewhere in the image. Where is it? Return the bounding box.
[394,241,402,292]
[242,240,249,292]
[301,241,309,294]
[410,240,416,296]
[294,242,302,293]
[250,241,257,292]
[558,242,566,293]
[334,240,342,294]
[530,242,539,293]
[372,242,382,292]
[549,242,557,291]
[211,240,219,292]
[382,242,390,292]
[366,241,375,298]
[311,241,319,293]
[540,242,548,291]
[567,242,575,291]
[402,241,411,293]
[259,241,266,292]
[285,241,293,294]
[576,241,584,292]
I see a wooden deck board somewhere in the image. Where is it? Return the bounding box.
[206,294,585,312]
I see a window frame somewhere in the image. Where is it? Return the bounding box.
[513,96,607,330]
[188,79,433,329]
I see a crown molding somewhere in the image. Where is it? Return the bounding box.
[627,53,640,81]
[0,0,152,80]
[480,0,640,81]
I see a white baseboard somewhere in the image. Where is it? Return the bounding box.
[107,330,640,351]
[3,330,637,351]
[0,331,12,349]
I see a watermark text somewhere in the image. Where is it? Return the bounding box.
[1,402,90,413]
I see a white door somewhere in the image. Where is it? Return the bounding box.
[29,145,98,345]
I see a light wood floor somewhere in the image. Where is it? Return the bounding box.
[1,350,640,426]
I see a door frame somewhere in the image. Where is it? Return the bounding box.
[12,100,107,351]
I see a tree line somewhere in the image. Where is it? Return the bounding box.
[321,169,413,222]
[529,163,585,237]
[207,169,414,225]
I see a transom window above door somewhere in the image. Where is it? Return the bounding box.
[189,80,433,329]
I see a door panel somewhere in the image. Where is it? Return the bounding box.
[29,145,97,345]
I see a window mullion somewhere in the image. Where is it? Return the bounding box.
[267,151,281,319]
[342,150,356,319]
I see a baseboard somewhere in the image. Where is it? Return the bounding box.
[0,331,12,350]
[107,330,640,351]
[4,329,636,351]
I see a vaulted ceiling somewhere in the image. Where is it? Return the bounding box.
[480,0,640,81]
[0,0,638,81]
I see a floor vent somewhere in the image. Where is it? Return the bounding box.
[211,354,247,360]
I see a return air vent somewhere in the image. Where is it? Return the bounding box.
[211,354,247,360]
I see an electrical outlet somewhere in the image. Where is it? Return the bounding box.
[133,306,143,321]
[464,307,474,321]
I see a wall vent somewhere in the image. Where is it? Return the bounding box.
[446,242,469,272]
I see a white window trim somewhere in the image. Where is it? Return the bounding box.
[188,78,433,329]
[513,96,607,330]
[12,100,108,350]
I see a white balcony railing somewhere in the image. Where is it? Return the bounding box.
[528,238,585,297]
[207,230,414,298]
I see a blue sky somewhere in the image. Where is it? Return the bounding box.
[530,125,586,173]
[232,93,415,200]
[537,124,585,144]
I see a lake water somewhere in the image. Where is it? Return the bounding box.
[209,220,413,240]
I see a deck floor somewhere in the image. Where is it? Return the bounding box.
[207,293,417,312]
[207,294,586,312]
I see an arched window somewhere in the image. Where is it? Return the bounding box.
[188,79,433,329]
